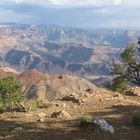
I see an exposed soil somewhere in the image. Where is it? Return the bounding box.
[0,89,140,140]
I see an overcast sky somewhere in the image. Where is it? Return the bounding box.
[0,0,140,29]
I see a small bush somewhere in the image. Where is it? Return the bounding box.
[0,106,6,114]
[133,114,140,125]
[110,76,128,94]
[25,100,37,111]
[24,100,52,112]
[80,115,94,126]
[37,100,52,109]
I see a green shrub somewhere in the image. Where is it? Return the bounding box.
[80,115,93,126]
[0,103,25,113]
[37,100,52,109]
[110,76,128,94]
[25,100,37,111]
[0,106,6,114]
[0,76,24,112]
[133,114,140,125]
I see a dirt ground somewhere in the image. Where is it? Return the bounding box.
[0,89,140,140]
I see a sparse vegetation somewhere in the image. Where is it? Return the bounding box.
[25,99,52,111]
[0,75,53,113]
[25,100,38,111]
[80,115,94,126]
[37,99,52,109]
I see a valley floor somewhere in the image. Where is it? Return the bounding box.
[0,89,140,140]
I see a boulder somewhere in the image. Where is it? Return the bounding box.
[61,94,81,104]
[94,119,115,134]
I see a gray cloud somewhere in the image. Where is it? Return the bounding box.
[0,0,140,29]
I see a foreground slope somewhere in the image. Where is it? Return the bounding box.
[0,69,140,140]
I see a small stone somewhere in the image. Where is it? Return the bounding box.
[104,98,110,101]
[62,103,66,107]
[51,110,71,119]
[55,103,66,107]
[37,112,46,118]
[113,94,124,100]
[72,105,77,109]
[26,113,33,117]
[84,94,89,98]
[85,88,92,93]
[81,99,86,103]
[95,90,99,94]
[14,127,23,131]
[99,98,104,102]
[55,103,60,107]
[37,118,44,122]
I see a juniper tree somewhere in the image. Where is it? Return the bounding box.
[111,43,140,93]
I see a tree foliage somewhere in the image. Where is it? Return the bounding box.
[111,44,140,93]
[0,76,24,112]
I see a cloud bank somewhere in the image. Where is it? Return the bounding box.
[0,0,140,29]
[6,0,140,7]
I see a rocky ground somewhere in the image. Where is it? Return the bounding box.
[0,88,140,140]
